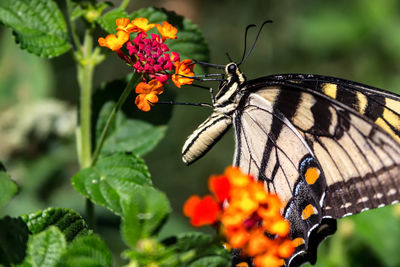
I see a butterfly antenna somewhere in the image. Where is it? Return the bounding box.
[155,101,213,108]
[226,52,233,62]
[239,20,273,66]
[238,24,256,65]
[193,60,225,69]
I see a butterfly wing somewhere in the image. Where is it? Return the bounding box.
[233,75,400,266]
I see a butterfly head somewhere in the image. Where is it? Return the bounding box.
[225,63,246,85]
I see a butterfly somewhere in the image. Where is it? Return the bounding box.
[180,22,400,266]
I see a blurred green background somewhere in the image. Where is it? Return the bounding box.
[1,0,400,266]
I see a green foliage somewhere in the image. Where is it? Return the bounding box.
[72,152,151,214]
[171,232,231,266]
[0,216,29,266]
[0,0,71,57]
[97,7,128,33]
[0,164,17,209]
[57,235,113,267]
[71,1,111,23]
[96,102,167,156]
[21,208,89,242]
[121,186,171,247]
[21,226,67,267]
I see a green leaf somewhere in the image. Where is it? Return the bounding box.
[23,226,66,267]
[164,232,231,266]
[130,7,210,65]
[0,0,71,57]
[0,163,17,209]
[97,8,128,33]
[96,102,167,156]
[188,256,232,267]
[72,152,151,214]
[21,208,89,242]
[350,207,400,267]
[121,186,171,247]
[57,235,112,267]
[0,216,29,266]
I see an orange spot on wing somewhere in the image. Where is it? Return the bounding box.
[305,167,319,185]
[292,237,305,247]
[302,204,316,220]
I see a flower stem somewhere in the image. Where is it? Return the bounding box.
[66,0,81,49]
[120,0,131,9]
[78,29,94,169]
[91,72,142,166]
[76,29,95,228]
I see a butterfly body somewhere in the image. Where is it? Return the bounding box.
[182,63,400,266]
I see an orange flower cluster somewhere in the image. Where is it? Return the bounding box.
[98,18,195,111]
[183,166,295,267]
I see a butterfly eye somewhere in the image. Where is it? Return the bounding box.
[227,64,237,74]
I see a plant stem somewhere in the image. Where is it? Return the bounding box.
[77,29,95,228]
[120,0,131,9]
[78,29,94,169]
[91,72,142,166]
[66,0,81,49]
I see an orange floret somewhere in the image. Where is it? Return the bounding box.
[134,79,164,111]
[130,18,155,33]
[116,18,136,32]
[171,59,195,88]
[209,175,231,202]
[183,166,295,267]
[156,21,178,40]
[183,195,220,226]
[98,30,129,51]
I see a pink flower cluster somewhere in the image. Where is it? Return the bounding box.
[126,33,180,84]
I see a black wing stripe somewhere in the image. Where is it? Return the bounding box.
[311,135,351,217]
[259,89,302,178]
[331,105,390,208]
[245,107,298,191]
[343,113,398,205]
[242,107,298,192]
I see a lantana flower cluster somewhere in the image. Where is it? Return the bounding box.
[98,18,195,111]
[183,166,295,267]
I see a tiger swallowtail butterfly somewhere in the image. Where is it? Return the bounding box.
[181,22,400,266]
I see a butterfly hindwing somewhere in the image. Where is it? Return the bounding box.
[233,92,331,265]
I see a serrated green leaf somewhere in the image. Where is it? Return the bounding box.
[57,235,112,267]
[0,216,29,266]
[0,0,71,57]
[21,208,89,242]
[96,102,167,156]
[121,186,171,247]
[188,256,231,267]
[0,164,17,209]
[97,8,128,33]
[72,152,151,214]
[164,232,231,266]
[23,226,66,267]
[130,7,209,67]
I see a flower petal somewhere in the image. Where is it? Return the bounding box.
[130,18,155,33]
[98,31,129,51]
[156,21,178,40]
[209,175,231,202]
[183,195,201,217]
